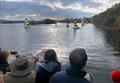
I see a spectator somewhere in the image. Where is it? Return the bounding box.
[0,71,4,83]
[35,49,61,83]
[3,56,35,83]
[111,70,120,83]
[50,48,91,83]
[0,51,9,74]
[7,51,18,64]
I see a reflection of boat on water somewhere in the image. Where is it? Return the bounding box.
[73,26,80,29]
[24,24,31,28]
[73,24,80,29]
[81,20,85,26]
[66,23,69,28]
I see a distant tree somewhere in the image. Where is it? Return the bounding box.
[114,16,120,28]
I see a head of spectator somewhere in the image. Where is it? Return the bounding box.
[111,70,120,83]
[0,50,9,74]
[69,48,88,70]
[3,56,35,83]
[0,50,9,64]
[9,56,33,77]
[44,49,58,63]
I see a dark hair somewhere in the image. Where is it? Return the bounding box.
[44,49,58,63]
[10,51,18,55]
[0,51,9,64]
[69,48,88,70]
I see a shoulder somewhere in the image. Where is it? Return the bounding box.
[3,73,13,83]
[37,65,47,73]
[36,64,50,75]
[38,62,61,72]
[3,73,10,78]
[56,61,61,66]
[50,71,91,83]
[54,61,61,68]
[84,72,92,82]
[29,71,36,78]
[50,71,66,81]
[53,71,66,77]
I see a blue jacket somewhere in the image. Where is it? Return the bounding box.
[50,68,91,83]
[0,64,9,74]
[35,61,61,83]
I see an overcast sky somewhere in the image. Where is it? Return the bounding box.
[0,0,120,19]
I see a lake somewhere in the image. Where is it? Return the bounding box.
[0,23,120,83]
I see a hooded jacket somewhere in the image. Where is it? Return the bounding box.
[50,67,91,83]
[35,61,61,83]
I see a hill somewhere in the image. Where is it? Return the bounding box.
[92,3,120,28]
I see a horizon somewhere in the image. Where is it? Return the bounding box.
[0,0,120,20]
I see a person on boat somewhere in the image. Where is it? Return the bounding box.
[24,19,29,25]
[73,19,79,28]
[50,48,92,83]
[35,49,61,83]
[111,70,120,83]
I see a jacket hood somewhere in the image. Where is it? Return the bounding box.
[40,61,59,72]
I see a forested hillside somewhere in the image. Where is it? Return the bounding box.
[92,3,120,28]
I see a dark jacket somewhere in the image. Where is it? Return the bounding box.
[35,61,61,83]
[50,67,91,83]
[0,64,9,74]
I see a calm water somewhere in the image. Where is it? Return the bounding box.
[0,23,120,83]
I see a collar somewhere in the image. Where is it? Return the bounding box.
[66,67,87,77]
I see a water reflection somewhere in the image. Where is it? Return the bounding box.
[105,29,120,55]
[73,29,77,39]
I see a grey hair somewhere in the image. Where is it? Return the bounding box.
[69,48,88,70]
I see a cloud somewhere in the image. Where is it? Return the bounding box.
[1,0,120,14]
[38,1,101,14]
[37,0,120,14]
[90,0,120,12]
[0,0,33,2]
[0,0,120,19]
[2,14,42,20]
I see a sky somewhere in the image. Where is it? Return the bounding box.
[0,0,120,20]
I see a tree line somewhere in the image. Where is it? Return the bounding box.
[92,3,120,28]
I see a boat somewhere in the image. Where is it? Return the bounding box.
[24,19,31,28]
[24,24,30,28]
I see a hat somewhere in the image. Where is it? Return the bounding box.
[111,71,120,83]
[9,56,33,76]
[69,48,88,70]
